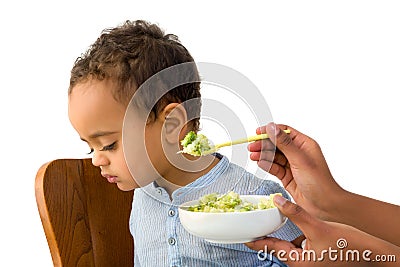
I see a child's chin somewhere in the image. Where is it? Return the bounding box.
[116,183,137,191]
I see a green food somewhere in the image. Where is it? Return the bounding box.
[181,131,214,156]
[187,191,281,212]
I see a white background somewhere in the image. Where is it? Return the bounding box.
[1,1,399,266]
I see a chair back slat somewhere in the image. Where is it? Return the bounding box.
[35,159,134,267]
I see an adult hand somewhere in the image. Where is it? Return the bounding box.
[246,195,400,267]
[249,123,400,246]
[248,122,344,220]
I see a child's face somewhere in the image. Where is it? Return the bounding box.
[68,79,139,191]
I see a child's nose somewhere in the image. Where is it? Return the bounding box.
[91,151,110,167]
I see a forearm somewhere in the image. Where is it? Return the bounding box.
[348,226,400,267]
[368,242,400,267]
[327,190,400,246]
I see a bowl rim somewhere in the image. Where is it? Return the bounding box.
[178,194,280,214]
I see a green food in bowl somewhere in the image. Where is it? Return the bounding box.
[188,191,281,212]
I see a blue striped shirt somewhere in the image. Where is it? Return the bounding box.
[130,154,302,266]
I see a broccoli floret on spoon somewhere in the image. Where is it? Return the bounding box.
[180,131,214,156]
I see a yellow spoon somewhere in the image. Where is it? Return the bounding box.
[180,130,291,156]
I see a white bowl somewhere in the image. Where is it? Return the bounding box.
[179,195,287,243]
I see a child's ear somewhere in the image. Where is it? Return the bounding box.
[162,103,188,144]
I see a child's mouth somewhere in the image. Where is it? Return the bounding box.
[102,174,118,183]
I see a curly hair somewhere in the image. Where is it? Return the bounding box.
[69,20,201,130]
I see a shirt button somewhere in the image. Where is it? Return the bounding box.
[168,237,176,246]
[168,209,175,217]
[156,188,162,195]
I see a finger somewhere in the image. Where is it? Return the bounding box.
[264,123,316,166]
[249,151,262,161]
[249,149,287,167]
[252,157,290,184]
[249,150,274,162]
[245,237,296,251]
[264,122,292,148]
[273,195,318,235]
[256,124,270,135]
[246,238,304,267]
[257,123,289,134]
[247,139,275,152]
[266,151,287,166]
[264,162,290,183]
[257,160,273,173]
[251,155,289,180]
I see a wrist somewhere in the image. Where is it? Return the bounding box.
[318,185,350,221]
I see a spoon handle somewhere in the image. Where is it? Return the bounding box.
[215,130,291,149]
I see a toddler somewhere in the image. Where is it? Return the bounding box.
[68,20,303,267]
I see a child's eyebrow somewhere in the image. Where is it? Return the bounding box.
[80,131,118,142]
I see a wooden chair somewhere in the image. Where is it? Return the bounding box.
[35,158,134,267]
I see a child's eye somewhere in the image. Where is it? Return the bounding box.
[87,148,94,155]
[100,141,117,151]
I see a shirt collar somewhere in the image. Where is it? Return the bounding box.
[142,153,229,202]
[171,153,229,200]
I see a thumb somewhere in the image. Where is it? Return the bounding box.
[262,122,318,169]
[273,195,318,236]
[263,122,297,155]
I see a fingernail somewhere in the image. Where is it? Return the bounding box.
[267,122,280,135]
[273,195,287,207]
